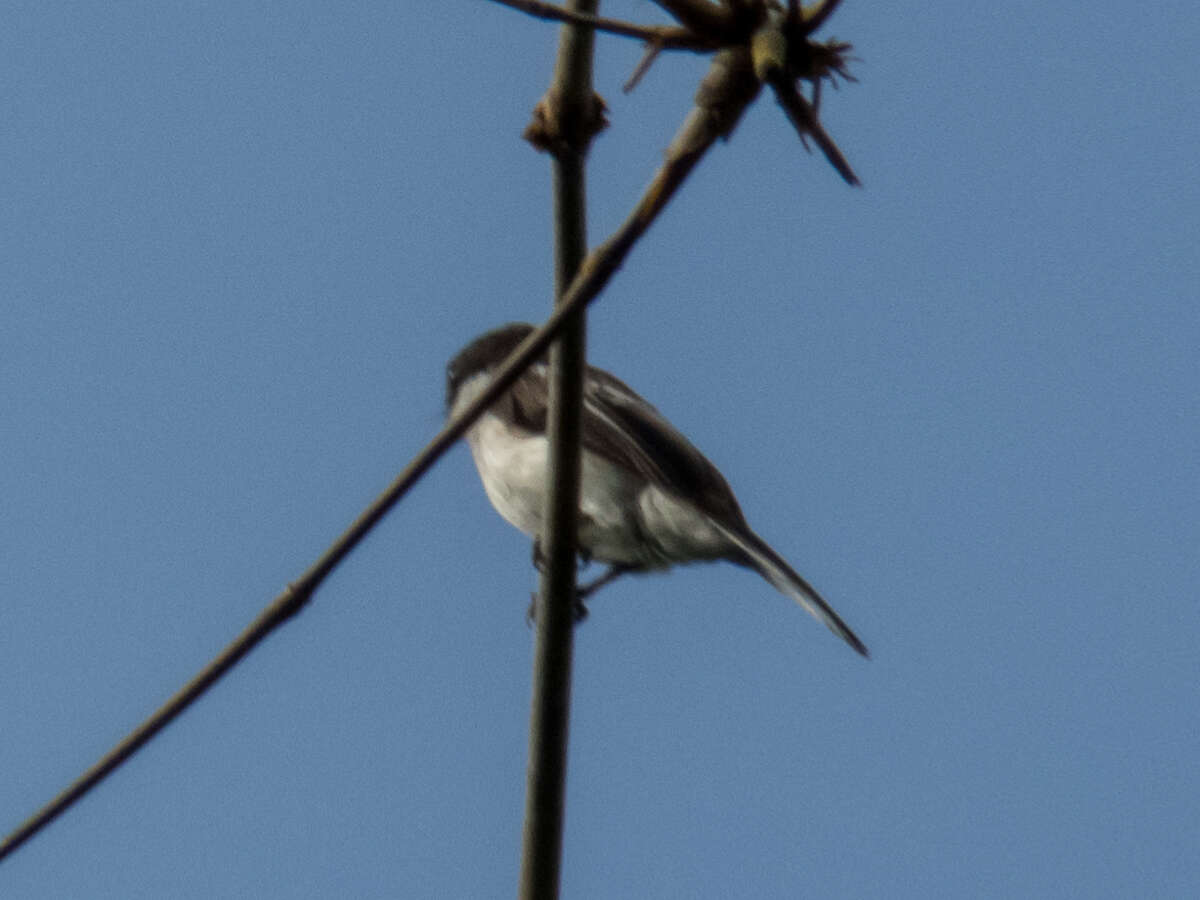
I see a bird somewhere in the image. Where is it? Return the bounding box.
[445,322,869,658]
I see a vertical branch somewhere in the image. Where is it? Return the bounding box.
[520,2,602,899]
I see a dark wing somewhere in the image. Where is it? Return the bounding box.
[506,362,748,526]
[581,367,748,525]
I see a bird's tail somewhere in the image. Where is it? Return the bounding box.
[715,523,870,658]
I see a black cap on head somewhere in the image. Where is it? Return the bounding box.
[445,323,536,410]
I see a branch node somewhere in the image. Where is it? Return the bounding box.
[523,89,609,156]
[278,580,313,621]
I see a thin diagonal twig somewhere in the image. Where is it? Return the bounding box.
[624,40,665,92]
[0,309,583,863]
[650,0,736,42]
[489,0,707,49]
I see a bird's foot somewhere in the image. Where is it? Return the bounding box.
[576,564,634,599]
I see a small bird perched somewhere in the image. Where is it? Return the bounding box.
[446,323,869,658]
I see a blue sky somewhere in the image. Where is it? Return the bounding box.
[2,1,1197,896]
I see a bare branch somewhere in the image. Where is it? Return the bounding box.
[519,0,596,896]
[489,0,705,48]
[650,0,737,42]
[623,41,664,93]
[768,75,859,185]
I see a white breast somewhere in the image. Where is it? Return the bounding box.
[465,411,549,538]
